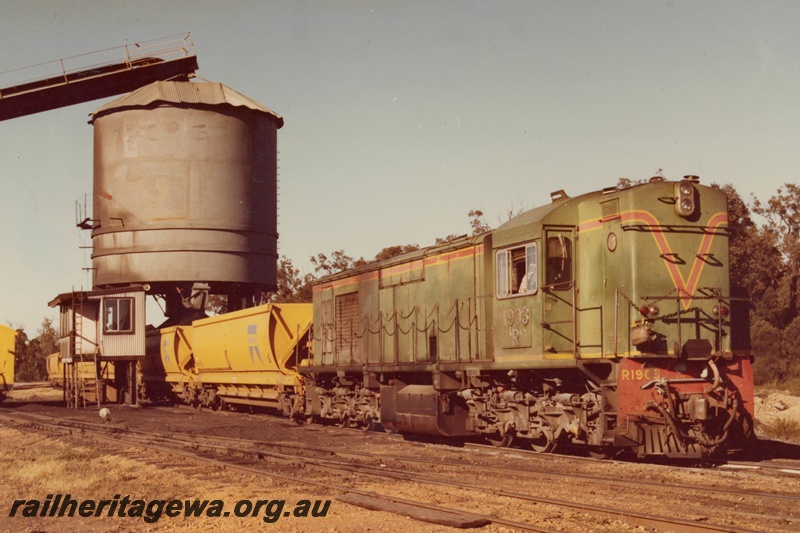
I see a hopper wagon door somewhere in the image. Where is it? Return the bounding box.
[542,227,577,356]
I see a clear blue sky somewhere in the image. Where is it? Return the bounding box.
[1,1,799,332]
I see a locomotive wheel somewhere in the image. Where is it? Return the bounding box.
[530,429,556,453]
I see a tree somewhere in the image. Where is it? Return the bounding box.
[12,317,56,382]
[310,250,366,276]
[271,256,315,303]
[616,177,649,189]
[713,183,782,299]
[721,182,800,384]
[374,244,420,262]
[436,209,493,244]
[35,317,59,357]
[468,209,491,236]
[752,183,800,321]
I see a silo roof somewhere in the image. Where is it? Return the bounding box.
[90,81,283,127]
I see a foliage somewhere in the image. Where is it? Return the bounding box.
[468,209,491,236]
[752,183,800,320]
[712,184,781,298]
[272,256,315,303]
[716,182,800,386]
[436,209,493,244]
[374,244,421,262]
[12,317,58,382]
[616,177,648,188]
[310,250,366,277]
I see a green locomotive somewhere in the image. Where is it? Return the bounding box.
[302,176,754,458]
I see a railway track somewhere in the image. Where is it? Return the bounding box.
[165,401,800,484]
[1,409,795,532]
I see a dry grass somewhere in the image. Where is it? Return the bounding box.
[763,417,800,441]
[0,426,185,498]
[755,377,800,397]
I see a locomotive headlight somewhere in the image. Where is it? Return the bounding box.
[674,179,698,218]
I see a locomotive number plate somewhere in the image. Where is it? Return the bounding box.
[502,307,532,349]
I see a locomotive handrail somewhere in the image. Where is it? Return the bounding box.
[541,280,574,291]
[640,376,711,390]
[314,298,482,365]
[617,288,737,357]
[541,281,590,357]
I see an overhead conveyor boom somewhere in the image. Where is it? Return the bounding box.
[0,32,198,121]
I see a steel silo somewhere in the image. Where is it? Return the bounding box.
[89,81,283,318]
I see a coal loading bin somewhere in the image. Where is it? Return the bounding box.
[88,81,283,320]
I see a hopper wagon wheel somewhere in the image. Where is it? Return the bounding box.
[338,414,351,428]
[487,425,516,448]
[304,415,319,425]
[487,433,514,448]
[361,418,377,432]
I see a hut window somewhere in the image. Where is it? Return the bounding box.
[103,298,133,334]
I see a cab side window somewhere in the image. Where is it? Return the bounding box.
[496,242,538,298]
[545,235,572,290]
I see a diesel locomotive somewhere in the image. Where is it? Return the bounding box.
[139,176,755,459]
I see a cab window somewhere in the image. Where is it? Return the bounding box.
[496,243,538,298]
[545,235,572,290]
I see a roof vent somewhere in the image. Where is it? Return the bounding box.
[550,190,569,203]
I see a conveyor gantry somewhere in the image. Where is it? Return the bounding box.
[0,33,198,121]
